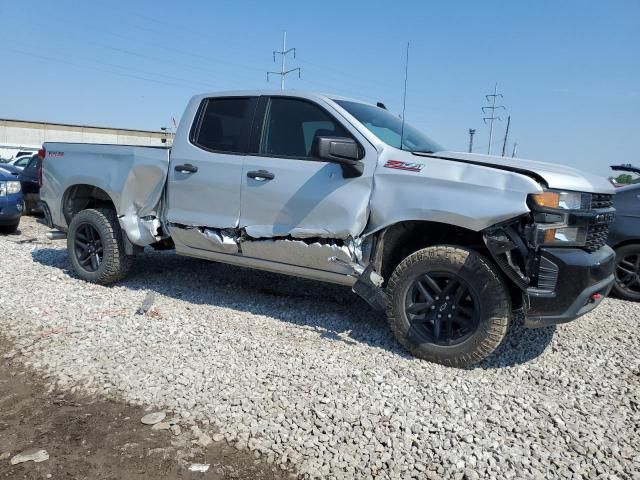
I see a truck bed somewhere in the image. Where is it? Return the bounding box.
[41,142,170,246]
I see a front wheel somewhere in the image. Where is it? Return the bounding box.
[386,246,510,367]
[67,208,133,285]
[612,243,640,302]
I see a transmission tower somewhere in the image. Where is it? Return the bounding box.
[482,83,505,155]
[267,32,301,90]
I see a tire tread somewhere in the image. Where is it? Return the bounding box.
[385,246,510,367]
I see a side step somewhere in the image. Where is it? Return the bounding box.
[45,231,67,240]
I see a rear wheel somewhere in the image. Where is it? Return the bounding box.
[612,243,640,302]
[386,246,510,367]
[67,208,133,285]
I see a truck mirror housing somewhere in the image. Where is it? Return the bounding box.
[313,136,364,178]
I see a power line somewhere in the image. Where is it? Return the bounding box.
[267,32,300,90]
[26,9,398,103]
[0,47,210,92]
[482,83,505,155]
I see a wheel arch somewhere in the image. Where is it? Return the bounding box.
[611,238,640,250]
[371,220,522,309]
[372,221,485,281]
[62,184,117,226]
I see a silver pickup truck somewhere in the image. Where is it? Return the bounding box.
[39,90,616,367]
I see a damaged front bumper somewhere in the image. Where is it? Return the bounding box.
[523,245,615,327]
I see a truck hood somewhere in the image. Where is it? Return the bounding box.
[415,151,615,194]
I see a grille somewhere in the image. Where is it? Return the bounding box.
[536,256,559,292]
[584,224,609,252]
[591,193,613,209]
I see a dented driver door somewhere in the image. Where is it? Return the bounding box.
[166,96,257,251]
[238,96,376,271]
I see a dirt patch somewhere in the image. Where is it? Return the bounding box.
[0,337,290,480]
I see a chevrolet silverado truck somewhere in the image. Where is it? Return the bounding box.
[39,90,616,367]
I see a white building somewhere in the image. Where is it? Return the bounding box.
[0,118,173,160]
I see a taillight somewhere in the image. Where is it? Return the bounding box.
[37,147,45,187]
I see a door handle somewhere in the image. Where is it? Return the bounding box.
[175,163,198,173]
[247,170,275,181]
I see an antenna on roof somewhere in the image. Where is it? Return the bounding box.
[400,42,410,151]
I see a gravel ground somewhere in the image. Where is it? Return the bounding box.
[1,216,639,479]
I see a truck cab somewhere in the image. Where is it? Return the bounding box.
[39,90,616,367]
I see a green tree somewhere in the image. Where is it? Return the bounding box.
[614,174,634,184]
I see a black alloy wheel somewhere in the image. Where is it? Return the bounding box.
[73,223,104,272]
[405,272,480,346]
[613,244,640,301]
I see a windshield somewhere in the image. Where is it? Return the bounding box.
[335,100,443,153]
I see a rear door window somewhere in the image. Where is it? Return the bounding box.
[192,97,255,154]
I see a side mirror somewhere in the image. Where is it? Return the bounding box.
[313,137,364,178]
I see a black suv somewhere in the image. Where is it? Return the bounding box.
[18,154,43,215]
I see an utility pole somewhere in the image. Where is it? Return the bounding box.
[267,32,301,90]
[468,128,476,153]
[512,142,518,158]
[482,83,505,155]
[501,115,511,157]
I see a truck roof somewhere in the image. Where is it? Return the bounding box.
[189,90,374,107]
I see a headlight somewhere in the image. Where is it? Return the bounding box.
[529,190,590,210]
[0,181,21,197]
[6,181,20,194]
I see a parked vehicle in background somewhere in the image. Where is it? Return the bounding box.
[7,155,33,170]
[0,165,23,233]
[39,90,617,366]
[608,164,640,301]
[15,150,38,158]
[19,154,43,215]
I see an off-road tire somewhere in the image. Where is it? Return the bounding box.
[386,246,510,367]
[67,208,133,285]
[612,243,640,302]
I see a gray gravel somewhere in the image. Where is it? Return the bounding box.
[1,217,639,479]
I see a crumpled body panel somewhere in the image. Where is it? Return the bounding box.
[366,150,544,234]
[40,142,170,245]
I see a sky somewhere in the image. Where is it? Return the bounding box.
[1,0,638,177]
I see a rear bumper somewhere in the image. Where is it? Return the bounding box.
[523,246,615,327]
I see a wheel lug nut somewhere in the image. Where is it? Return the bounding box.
[435,296,439,300]
[431,306,435,310]
[448,314,452,318]
[446,296,450,300]
[452,306,456,310]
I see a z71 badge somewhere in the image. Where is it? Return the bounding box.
[383,160,425,172]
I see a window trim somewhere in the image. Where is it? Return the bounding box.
[188,96,258,155]
[250,95,363,162]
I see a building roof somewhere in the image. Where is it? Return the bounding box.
[0,118,169,135]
